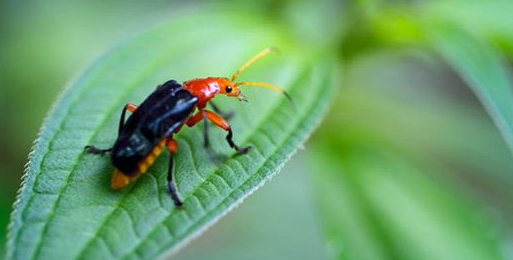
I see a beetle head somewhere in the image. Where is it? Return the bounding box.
[221,47,292,104]
[217,77,247,101]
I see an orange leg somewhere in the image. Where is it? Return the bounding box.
[186,110,204,127]
[118,102,138,134]
[166,138,178,153]
[166,137,182,207]
[204,110,251,154]
[85,102,138,154]
[204,110,230,130]
[126,102,138,113]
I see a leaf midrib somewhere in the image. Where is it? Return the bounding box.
[120,61,333,259]
[73,64,312,259]
[27,43,206,260]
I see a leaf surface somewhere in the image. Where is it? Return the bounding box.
[7,11,337,260]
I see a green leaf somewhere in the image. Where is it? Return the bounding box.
[427,24,513,156]
[425,0,513,52]
[325,68,513,195]
[310,142,505,260]
[7,10,337,260]
[174,156,328,260]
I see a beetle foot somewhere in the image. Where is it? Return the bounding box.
[172,196,184,209]
[175,201,184,209]
[85,145,112,155]
[168,181,184,209]
[235,145,252,155]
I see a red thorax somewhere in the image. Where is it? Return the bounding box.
[183,77,231,108]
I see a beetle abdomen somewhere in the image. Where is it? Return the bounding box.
[111,80,198,176]
[111,130,154,175]
[138,138,166,173]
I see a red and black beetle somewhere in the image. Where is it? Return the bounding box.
[85,48,290,207]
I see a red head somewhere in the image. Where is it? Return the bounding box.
[183,48,290,108]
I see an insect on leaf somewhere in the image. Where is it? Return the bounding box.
[6,11,338,260]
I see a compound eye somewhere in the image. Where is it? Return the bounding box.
[225,86,232,93]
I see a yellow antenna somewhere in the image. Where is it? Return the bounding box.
[234,81,295,106]
[231,47,275,82]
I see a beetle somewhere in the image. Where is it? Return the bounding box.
[85,48,290,207]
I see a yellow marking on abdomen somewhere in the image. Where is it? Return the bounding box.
[111,169,131,189]
[138,139,166,173]
[111,139,167,189]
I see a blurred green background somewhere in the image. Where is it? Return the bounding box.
[2,0,513,259]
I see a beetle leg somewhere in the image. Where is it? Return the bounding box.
[85,102,138,155]
[201,111,222,161]
[167,138,178,153]
[166,138,183,208]
[186,110,203,127]
[85,146,112,154]
[209,101,234,120]
[185,110,221,161]
[119,102,138,134]
[204,110,251,154]
[167,154,183,208]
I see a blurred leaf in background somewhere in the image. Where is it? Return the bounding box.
[311,51,513,259]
